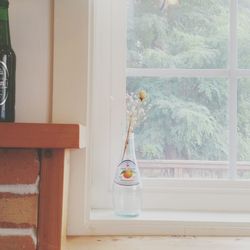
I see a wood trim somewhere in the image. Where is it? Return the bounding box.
[65,236,250,250]
[52,0,89,235]
[38,149,69,250]
[0,123,85,149]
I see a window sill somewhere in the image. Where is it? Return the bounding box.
[83,209,250,236]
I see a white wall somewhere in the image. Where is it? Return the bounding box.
[9,0,53,122]
[52,0,88,124]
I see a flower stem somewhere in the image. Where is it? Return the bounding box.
[121,115,132,160]
[121,91,146,161]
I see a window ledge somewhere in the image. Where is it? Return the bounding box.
[83,209,250,236]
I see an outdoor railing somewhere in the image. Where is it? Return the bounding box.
[138,160,250,179]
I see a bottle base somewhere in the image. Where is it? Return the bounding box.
[114,210,140,218]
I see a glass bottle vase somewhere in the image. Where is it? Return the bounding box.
[112,133,142,217]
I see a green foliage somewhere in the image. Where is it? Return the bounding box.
[238,79,250,161]
[127,0,228,69]
[127,0,250,161]
[128,77,228,160]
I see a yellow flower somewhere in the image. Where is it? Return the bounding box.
[138,90,146,102]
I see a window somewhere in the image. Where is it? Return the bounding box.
[78,0,250,234]
[127,0,250,180]
[90,0,250,213]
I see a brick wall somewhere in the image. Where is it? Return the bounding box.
[0,149,39,250]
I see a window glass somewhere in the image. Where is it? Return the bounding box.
[238,0,250,69]
[237,78,250,179]
[127,0,229,69]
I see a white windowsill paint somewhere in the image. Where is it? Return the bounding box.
[85,209,250,236]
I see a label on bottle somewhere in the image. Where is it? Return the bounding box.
[0,61,8,106]
[114,160,140,186]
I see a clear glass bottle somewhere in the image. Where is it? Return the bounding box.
[112,133,142,217]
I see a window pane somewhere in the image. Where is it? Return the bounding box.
[238,0,250,69]
[127,0,229,69]
[237,78,250,179]
[127,77,229,178]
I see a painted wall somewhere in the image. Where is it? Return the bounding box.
[9,0,53,122]
[52,0,89,234]
[52,0,88,124]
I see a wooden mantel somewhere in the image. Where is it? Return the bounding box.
[0,123,86,250]
[0,122,86,148]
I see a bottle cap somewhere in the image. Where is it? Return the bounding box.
[0,0,8,8]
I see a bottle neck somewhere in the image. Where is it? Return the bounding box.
[0,7,11,47]
[123,133,136,161]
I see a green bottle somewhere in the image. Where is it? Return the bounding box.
[0,0,15,122]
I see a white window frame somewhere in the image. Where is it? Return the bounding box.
[53,0,250,236]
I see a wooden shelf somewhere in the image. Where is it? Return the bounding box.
[0,122,85,249]
[0,122,86,149]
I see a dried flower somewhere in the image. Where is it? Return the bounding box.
[138,90,146,102]
[122,90,149,160]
